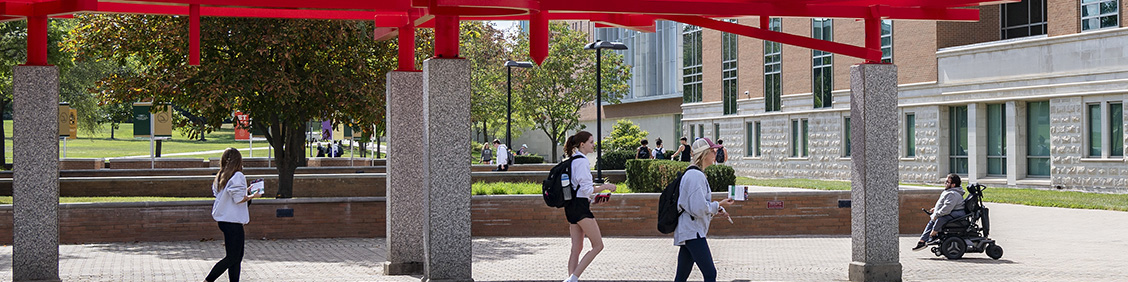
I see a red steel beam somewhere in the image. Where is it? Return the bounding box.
[94,2,397,20]
[189,4,199,66]
[663,15,881,61]
[102,0,411,12]
[25,15,47,65]
[540,0,979,21]
[433,15,459,59]
[396,26,416,71]
[529,10,547,65]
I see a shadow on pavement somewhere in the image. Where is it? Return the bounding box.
[915,257,1018,264]
[75,239,385,267]
[473,238,552,262]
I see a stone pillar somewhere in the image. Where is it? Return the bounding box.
[848,64,901,282]
[12,66,61,282]
[968,103,986,182]
[1006,101,1026,185]
[384,71,425,275]
[421,58,473,282]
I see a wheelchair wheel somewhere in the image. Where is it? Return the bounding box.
[986,244,1004,260]
[941,237,966,260]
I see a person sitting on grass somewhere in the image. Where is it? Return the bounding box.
[913,173,967,251]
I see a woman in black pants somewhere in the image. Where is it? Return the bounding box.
[205,148,261,282]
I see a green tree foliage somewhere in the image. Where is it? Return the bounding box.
[68,15,414,197]
[603,119,649,152]
[513,23,631,162]
[463,22,530,143]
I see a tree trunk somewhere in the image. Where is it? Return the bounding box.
[110,123,116,140]
[273,121,304,198]
[155,140,163,157]
[199,123,207,141]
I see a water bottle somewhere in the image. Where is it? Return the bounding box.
[561,173,573,201]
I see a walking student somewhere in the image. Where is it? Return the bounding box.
[561,131,618,282]
[654,138,667,159]
[493,139,509,171]
[674,138,736,282]
[205,148,263,282]
[671,137,692,162]
[714,140,728,164]
[636,139,653,159]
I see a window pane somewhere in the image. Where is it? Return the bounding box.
[988,157,1006,175]
[792,120,799,157]
[844,117,852,157]
[951,106,968,156]
[1112,103,1123,157]
[1028,101,1051,176]
[714,124,720,142]
[756,122,762,156]
[802,119,809,157]
[988,104,1006,156]
[906,114,916,157]
[1089,104,1102,157]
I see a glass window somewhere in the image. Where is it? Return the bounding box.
[844,117,852,157]
[906,113,916,157]
[755,122,762,157]
[764,18,783,112]
[714,123,721,142]
[791,119,809,157]
[950,106,969,175]
[723,20,739,115]
[1001,0,1047,39]
[881,20,893,63]
[812,19,833,108]
[1081,0,1120,31]
[747,122,757,157]
[698,124,705,141]
[1027,101,1051,176]
[987,104,1007,175]
[683,25,703,103]
[1112,103,1124,157]
[674,114,683,141]
[1088,104,1102,157]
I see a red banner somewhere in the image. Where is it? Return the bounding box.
[234,112,251,141]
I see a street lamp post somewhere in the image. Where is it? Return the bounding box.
[583,40,627,184]
[504,60,534,151]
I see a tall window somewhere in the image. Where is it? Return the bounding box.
[748,121,761,157]
[683,25,703,103]
[987,104,1007,176]
[764,18,783,112]
[906,113,916,157]
[1027,101,1051,176]
[880,20,893,63]
[698,124,705,141]
[723,20,739,115]
[1081,0,1120,31]
[950,106,969,175]
[812,19,833,108]
[791,118,809,157]
[1112,103,1124,157]
[674,114,683,141]
[843,117,852,157]
[1001,0,1047,39]
[1088,103,1103,157]
[714,123,721,142]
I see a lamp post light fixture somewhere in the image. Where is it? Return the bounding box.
[583,40,627,184]
[504,60,534,151]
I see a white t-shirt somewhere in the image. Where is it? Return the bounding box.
[212,171,250,224]
[496,145,509,166]
[569,152,594,199]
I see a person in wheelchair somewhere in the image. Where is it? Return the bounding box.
[913,173,967,251]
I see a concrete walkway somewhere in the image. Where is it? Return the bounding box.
[1,203,1124,281]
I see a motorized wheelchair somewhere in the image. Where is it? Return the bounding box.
[922,183,1004,260]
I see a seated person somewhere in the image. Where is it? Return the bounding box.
[913,173,968,251]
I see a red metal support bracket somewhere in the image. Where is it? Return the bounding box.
[25,15,48,66]
[433,15,459,59]
[529,10,548,65]
[189,4,200,66]
[662,15,881,61]
[397,26,417,71]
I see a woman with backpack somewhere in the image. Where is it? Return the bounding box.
[636,139,653,159]
[674,138,735,282]
[561,131,617,282]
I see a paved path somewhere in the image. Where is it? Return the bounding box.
[1,203,1125,281]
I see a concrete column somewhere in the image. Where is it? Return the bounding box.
[421,58,473,282]
[937,106,950,181]
[848,64,901,282]
[1006,101,1026,185]
[12,66,61,282]
[384,71,425,275]
[968,103,986,182]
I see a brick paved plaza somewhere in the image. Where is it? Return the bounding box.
[1,203,1125,281]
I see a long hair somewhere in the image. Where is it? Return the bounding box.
[690,147,710,168]
[214,148,244,193]
[564,131,593,156]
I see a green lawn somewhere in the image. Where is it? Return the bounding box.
[736,177,1128,212]
[2,121,385,161]
[471,181,632,195]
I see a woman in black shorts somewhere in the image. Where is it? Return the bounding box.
[560,131,617,282]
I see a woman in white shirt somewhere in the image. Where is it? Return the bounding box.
[561,131,617,282]
[673,138,735,282]
[205,148,262,282]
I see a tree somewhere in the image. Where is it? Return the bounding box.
[513,23,631,162]
[463,22,531,143]
[603,119,649,152]
[69,15,409,198]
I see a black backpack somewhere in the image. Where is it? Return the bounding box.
[507,148,516,165]
[715,147,726,163]
[654,148,667,160]
[542,155,584,208]
[657,166,701,234]
[636,146,651,159]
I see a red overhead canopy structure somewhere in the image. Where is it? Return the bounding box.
[1,0,1011,68]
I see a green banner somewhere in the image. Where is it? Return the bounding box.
[133,104,151,138]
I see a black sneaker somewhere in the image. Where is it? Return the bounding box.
[912,241,928,251]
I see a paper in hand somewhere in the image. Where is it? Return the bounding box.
[249,178,265,195]
[728,185,746,201]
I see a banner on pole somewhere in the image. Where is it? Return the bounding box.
[234,112,251,141]
[58,103,76,139]
[133,102,173,139]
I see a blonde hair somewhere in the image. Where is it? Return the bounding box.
[213,148,244,193]
[690,148,710,168]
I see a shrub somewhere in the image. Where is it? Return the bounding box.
[514,154,544,164]
[602,120,649,152]
[625,159,689,193]
[594,150,635,170]
[704,164,736,192]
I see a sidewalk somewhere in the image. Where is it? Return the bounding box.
[1,203,1124,281]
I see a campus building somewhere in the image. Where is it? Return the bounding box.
[673,0,1128,192]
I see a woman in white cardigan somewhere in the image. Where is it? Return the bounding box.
[673,138,735,282]
[205,148,262,282]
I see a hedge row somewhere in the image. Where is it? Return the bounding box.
[594,150,635,170]
[625,159,736,193]
[514,154,544,164]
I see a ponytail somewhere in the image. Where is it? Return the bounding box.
[564,131,593,156]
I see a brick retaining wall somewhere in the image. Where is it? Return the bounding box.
[0,190,940,244]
